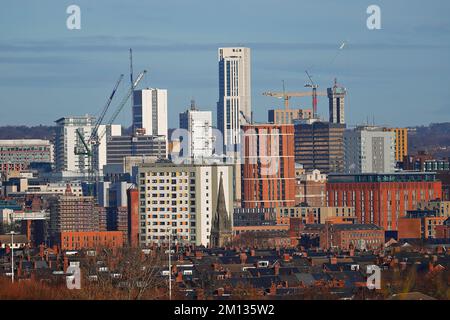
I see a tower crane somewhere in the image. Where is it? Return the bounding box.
[74,70,147,193]
[304,70,319,119]
[262,87,326,110]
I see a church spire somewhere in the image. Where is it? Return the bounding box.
[211,172,232,247]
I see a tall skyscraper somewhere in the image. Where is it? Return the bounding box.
[217,47,251,152]
[327,79,346,124]
[132,88,168,137]
[179,100,214,160]
[344,126,396,174]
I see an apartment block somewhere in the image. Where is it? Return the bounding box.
[137,162,233,247]
[384,128,408,163]
[344,126,396,174]
[241,124,296,208]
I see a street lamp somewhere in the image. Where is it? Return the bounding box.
[8,231,17,283]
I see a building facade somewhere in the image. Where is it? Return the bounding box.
[49,193,107,244]
[60,231,123,250]
[384,128,408,163]
[132,88,168,137]
[241,124,296,208]
[326,172,442,231]
[217,47,251,152]
[137,162,233,247]
[0,139,53,174]
[275,205,356,225]
[327,79,346,125]
[54,116,96,174]
[268,108,312,125]
[294,120,345,174]
[106,135,167,165]
[179,101,214,160]
[320,223,384,250]
[295,166,327,206]
[344,126,396,174]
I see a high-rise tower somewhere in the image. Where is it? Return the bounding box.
[327,79,346,124]
[217,47,251,152]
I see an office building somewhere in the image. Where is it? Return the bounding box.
[0,139,53,174]
[137,162,233,247]
[268,108,313,125]
[106,135,167,165]
[384,128,408,163]
[241,124,296,208]
[327,79,346,124]
[344,126,396,174]
[132,88,168,137]
[326,172,442,231]
[294,120,345,174]
[217,47,251,152]
[179,100,214,160]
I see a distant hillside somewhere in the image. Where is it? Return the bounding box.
[0,125,132,141]
[0,123,449,158]
[0,125,56,140]
[408,123,450,158]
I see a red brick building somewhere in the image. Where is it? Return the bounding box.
[320,223,384,250]
[60,231,123,250]
[326,173,442,231]
[398,210,448,239]
[127,188,139,247]
[435,218,450,238]
[242,124,295,208]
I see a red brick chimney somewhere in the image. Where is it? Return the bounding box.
[274,262,280,276]
[39,244,44,259]
[240,252,247,264]
[330,256,338,265]
[17,259,22,277]
[176,271,183,283]
[196,288,205,300]
[63,256,68,273]
[195,250,203,260]
[269,282,277,295]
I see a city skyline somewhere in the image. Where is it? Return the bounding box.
[1,0,450,129]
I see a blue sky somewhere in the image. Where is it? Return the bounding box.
[0,0,449,128]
